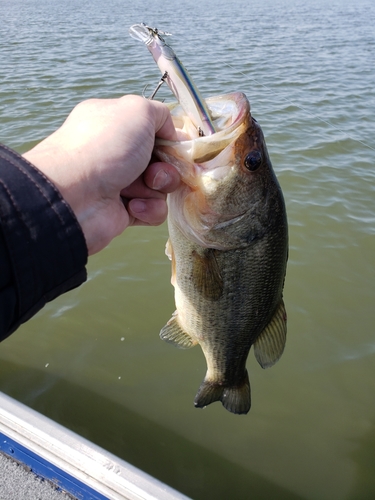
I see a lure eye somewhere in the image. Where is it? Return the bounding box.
[244,151,262,171]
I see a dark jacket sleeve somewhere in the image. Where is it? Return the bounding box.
[0,144,88,341]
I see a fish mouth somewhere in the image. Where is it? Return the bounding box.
[154,92,250,186]
[156,92,249,144]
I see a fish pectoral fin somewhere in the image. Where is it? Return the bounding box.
[160,312,197,349]
[254,299,287,369]
[194,372,251,415]
[165,238,177,287]
[165,238,173,260]
[192,249,223,301]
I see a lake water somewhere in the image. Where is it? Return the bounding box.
[1,0,375,498]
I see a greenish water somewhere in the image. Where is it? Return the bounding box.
[1,0,375,498]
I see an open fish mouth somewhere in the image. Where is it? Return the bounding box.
[155,92,250,186]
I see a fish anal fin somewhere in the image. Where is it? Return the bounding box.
[194,371,251,415]
[192,249,223,301]
[160,312,196,349]
[254,299,287,369]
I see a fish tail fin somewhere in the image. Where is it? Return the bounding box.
[194,372,251,415]
[221,374,251,415]
[194,382,224,409]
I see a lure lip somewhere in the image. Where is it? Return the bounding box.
[129,23,153,46]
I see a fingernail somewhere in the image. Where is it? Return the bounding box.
[152,170,169,190]
[130,200,146,213]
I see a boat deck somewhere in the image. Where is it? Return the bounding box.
[0,451,77,499]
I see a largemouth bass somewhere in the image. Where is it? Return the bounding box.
[155,92,288,415]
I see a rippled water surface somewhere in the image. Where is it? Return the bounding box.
[1,0,375,498]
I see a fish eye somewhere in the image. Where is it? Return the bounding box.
[244,151,262,171]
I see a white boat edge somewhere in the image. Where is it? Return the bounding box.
[0,391,191,500]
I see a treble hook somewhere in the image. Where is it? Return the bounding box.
[143,24,172,41]
[142,71,169,100]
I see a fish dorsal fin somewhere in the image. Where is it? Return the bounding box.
[160,312,197,349]
[192,249,223,301]
[254,299,287,369]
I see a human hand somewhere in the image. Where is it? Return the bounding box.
[23,95,180,255]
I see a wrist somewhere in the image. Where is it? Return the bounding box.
[23,147,91,246]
